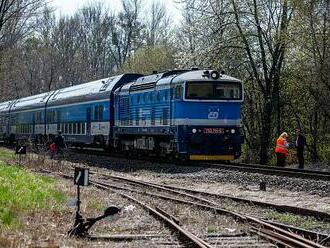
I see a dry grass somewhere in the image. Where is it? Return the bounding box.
[0,148,176,247]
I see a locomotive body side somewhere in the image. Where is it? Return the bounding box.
[114,70,244,160]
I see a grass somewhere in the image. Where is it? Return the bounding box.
[0,149,14,161]
[266,210,326,230]
[207,225,219,233]
[0,149,66,229]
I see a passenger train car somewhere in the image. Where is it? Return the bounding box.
[0,69,244,161]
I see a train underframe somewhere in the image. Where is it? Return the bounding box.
[113,127,243,161]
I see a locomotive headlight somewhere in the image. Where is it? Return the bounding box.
[192,128,197,133]
[210,70,220,79]
[231,129,236,134]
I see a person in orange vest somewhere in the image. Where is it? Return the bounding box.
[275,132,289,167]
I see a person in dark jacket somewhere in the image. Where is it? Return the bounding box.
[55,131,66,154]
[296,129,306,169]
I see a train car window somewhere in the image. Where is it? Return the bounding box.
[82,123,85,134]
[64,123,68,134]
[35,112,42,124]
[69,123,73,134]
[56,110,61,122]
[185,82,241,100]
[73,123,77,134]
[94,105,104,121]
[47,111,57,123]
[77,123,81,134]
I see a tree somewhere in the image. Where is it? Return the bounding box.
[145,1,171,47]
[120,45,176,74]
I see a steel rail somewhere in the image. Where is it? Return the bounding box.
[97,173,330,222]
[41,169,327,247]
[204,162,330,181]
[42,170,213,248]
[91,181,214,248]
[92,173,327,248]
[92,178,325,248]
[67,147,330,181]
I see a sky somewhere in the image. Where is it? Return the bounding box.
[49,0,183,24]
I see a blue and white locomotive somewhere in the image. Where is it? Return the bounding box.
[0,69,244,161]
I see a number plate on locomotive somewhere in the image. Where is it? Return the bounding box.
[203,128,224,134]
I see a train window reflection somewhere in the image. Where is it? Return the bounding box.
[185,82,241,100]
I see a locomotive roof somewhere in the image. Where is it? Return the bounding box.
[120,70,242,93]
[127,70,189,92]
[172,70,242,82]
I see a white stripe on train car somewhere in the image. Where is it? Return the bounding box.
[46,124,58,134]
[91,122,110,135]
[117,118,241,127]
[172,118,241,126]
[10,125,16,133]
[35,124,44,134]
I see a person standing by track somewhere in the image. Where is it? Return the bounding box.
[55,130,66,155]
[296,128,306,169]
[275,132,289,167]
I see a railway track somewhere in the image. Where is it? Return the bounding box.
[4,144,329,181]
[42,168,329,247]
[207,162,330,181]
[67,147,330,181]
[96,173,330,222]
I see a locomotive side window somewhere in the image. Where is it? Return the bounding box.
[175,85,182,99]
[185,82,241,100]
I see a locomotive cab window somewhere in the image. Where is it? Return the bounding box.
[185,81,242,100]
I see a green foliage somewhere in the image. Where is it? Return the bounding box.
[120,45,176,74]
[266,210,325,230]
[207,225,218,233]
[0,149,13,160]
[0,160,66,228]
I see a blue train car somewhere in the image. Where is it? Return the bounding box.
[44,74,141,145]
[9,92,53,141]
[0,101,12,141]
[114,70,244,160]
[0,73,142,145]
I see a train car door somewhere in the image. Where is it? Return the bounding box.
[86,107,91,136]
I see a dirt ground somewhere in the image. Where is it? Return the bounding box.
[0,148,329,247]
